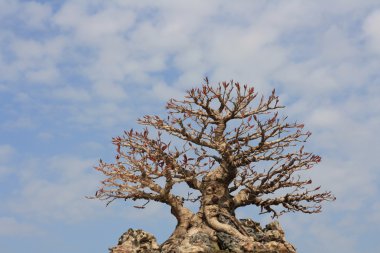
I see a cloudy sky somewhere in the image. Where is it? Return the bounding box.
[0,0,379,252]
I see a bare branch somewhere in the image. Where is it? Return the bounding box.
[93,78,335,228]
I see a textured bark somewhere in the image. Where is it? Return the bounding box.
[200,167,249,242]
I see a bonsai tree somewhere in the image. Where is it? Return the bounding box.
[93,79,335,250]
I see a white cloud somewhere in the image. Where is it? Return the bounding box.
[13,92,30,103]
[0,217,43,236]
[308,107,344,128]
[51,86,91,102]
[0,84,7,92]
[37,132,54,141]
[3,36,64,84]
[315,159,377,211]
[6,154,172,224]
[281,215,358,253]
[8,155,103,221]
[369,202,380,224]
[68,102,131,128]
[26,67,60,84]
[0,145,14,162]
[0,0,18,17]
[0,0,51,30]
[363,9,380,53]
[0,145,14,178]
[80,141,103,151]
[53,1,136,43]
[92,81,127,100]
[309,223,356,253]
[20,1,52,30]
[1,116,35,129]
[151,82,184,102]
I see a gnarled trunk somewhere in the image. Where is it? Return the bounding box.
[201,178,248,240]
[160,166,295,252]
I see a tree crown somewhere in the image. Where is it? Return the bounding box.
[93,79,335,218]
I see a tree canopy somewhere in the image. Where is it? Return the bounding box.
[93,79,335,247]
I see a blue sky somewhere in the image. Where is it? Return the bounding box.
[0,0,379,252]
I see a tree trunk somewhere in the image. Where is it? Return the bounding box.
[201,166,252,243]
[160,166,295,252]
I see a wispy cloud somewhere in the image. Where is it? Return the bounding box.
[7,155,102,221]
[0,217,43,236]
[363,9,380,54]
[0,144,14,177]
[0,144,14,162]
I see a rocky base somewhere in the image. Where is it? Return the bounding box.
[109,219,296,253]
